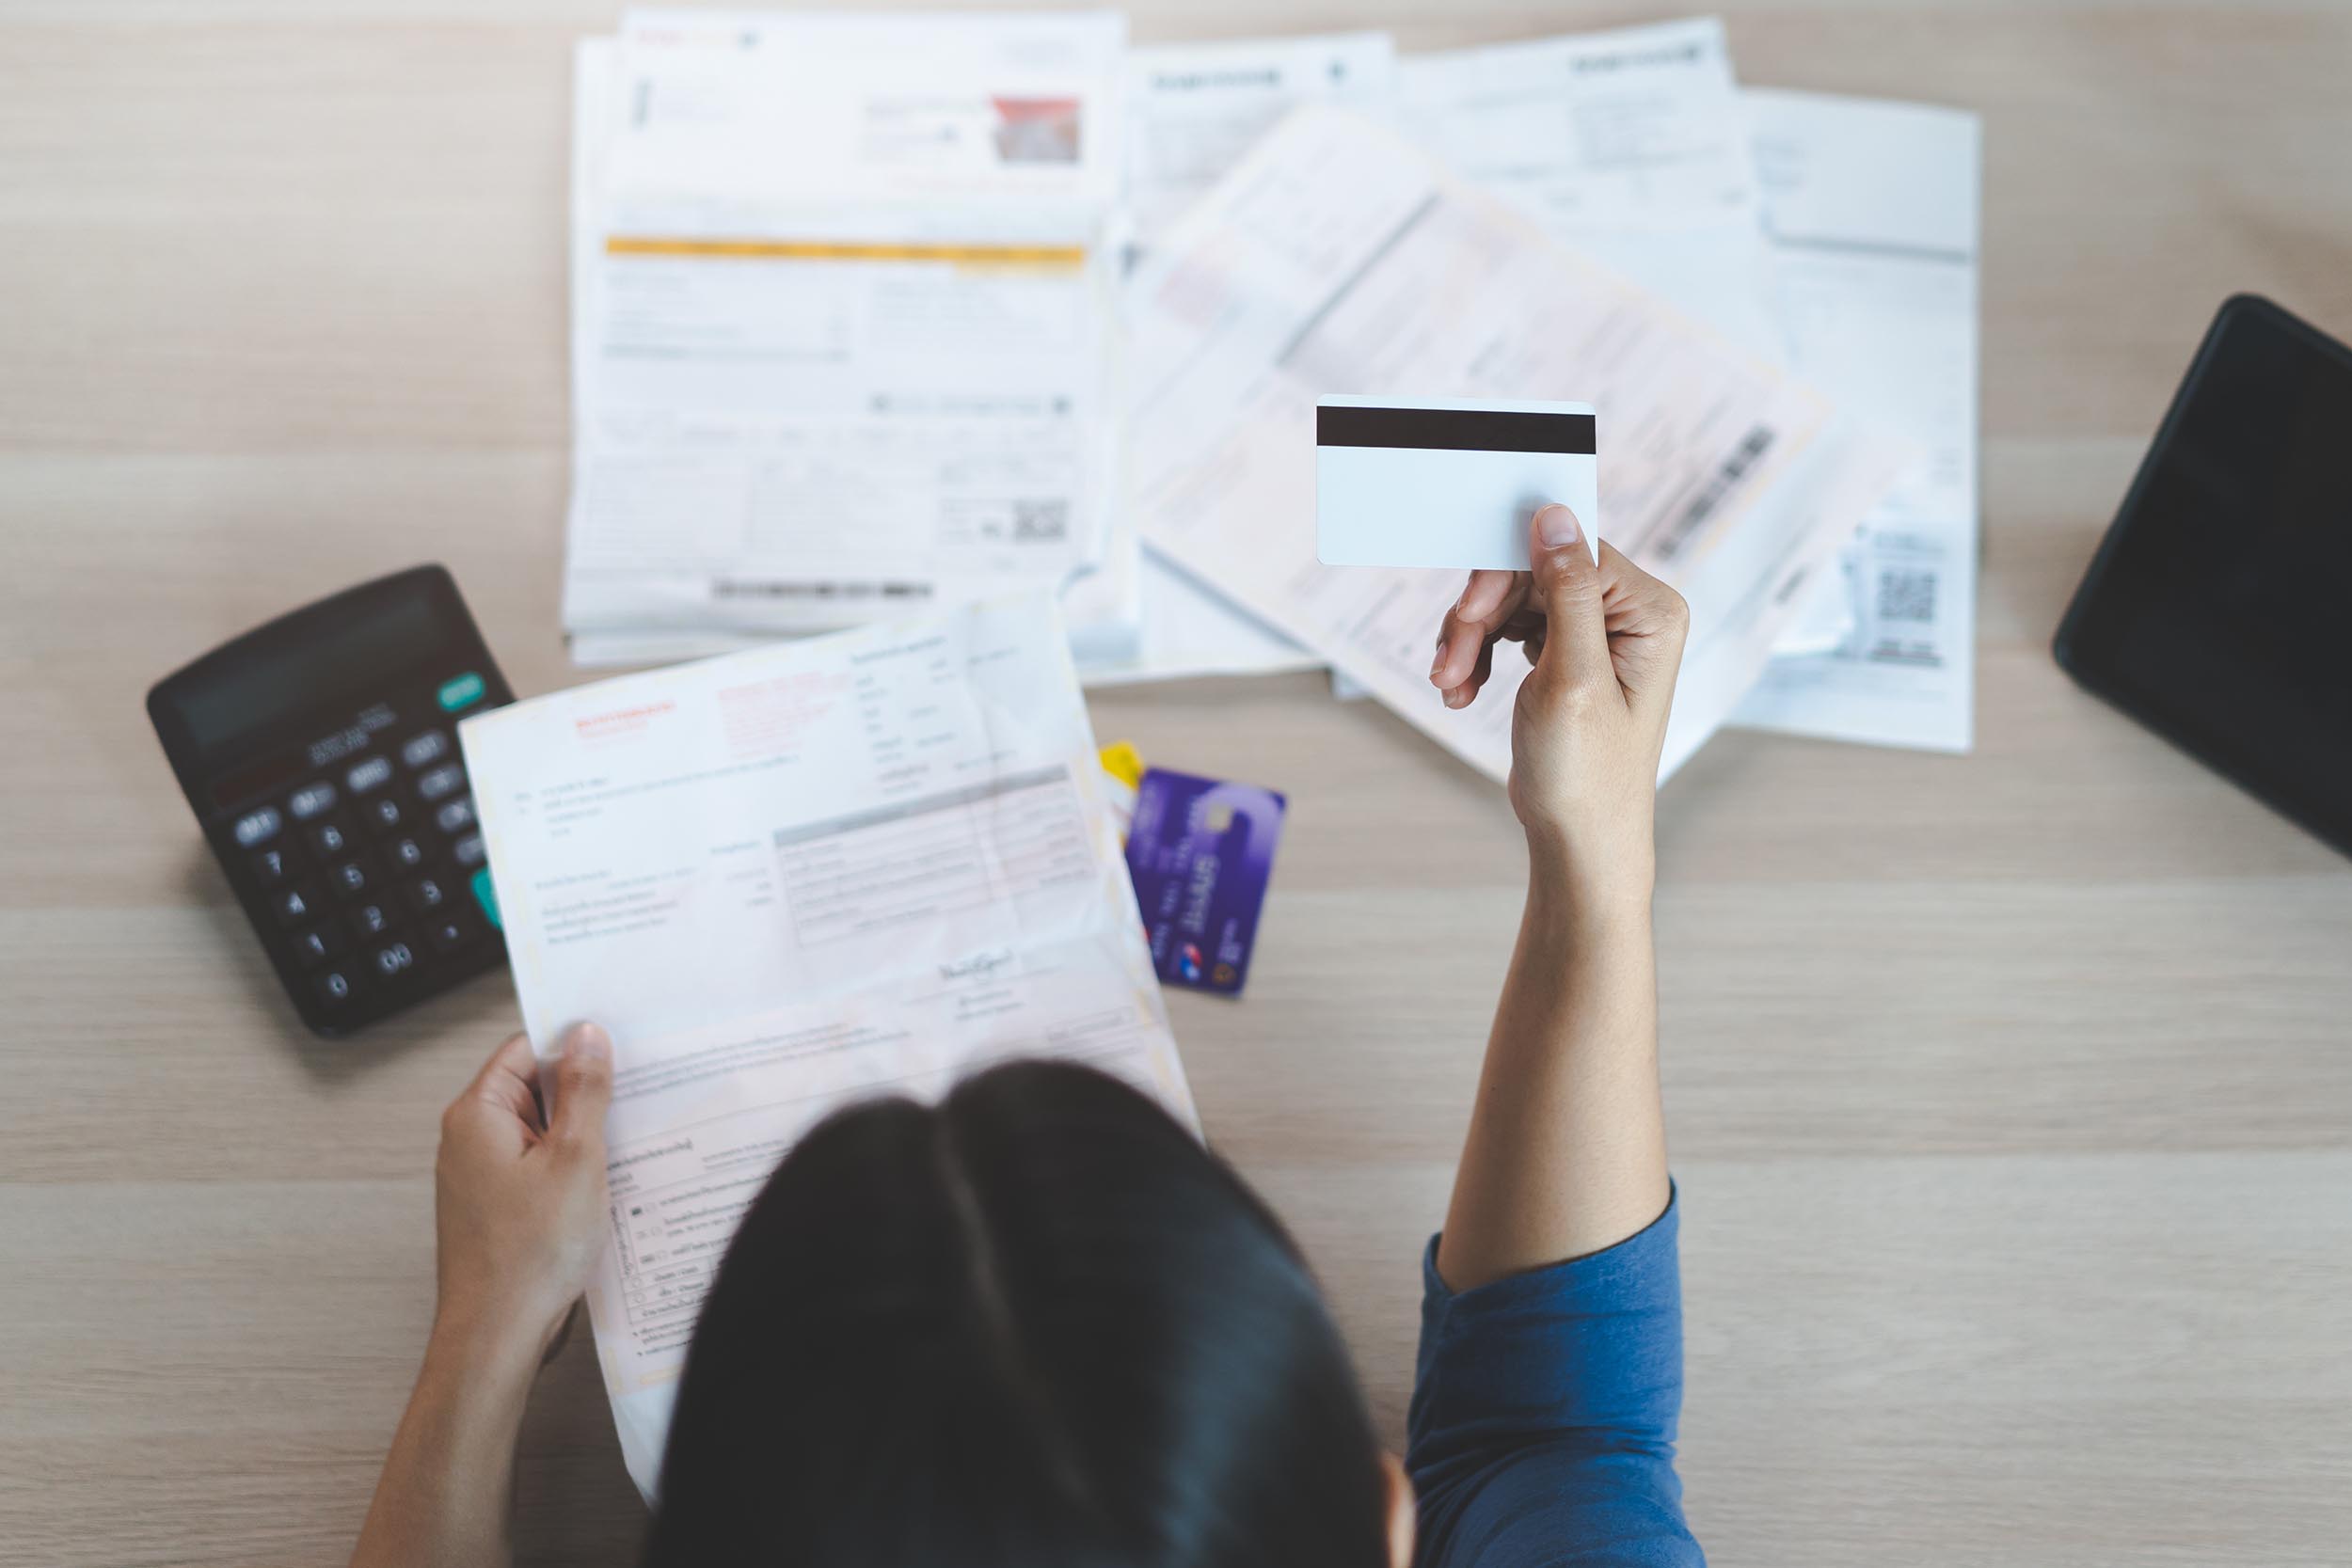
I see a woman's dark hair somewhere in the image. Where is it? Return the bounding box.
[641,1059,1391,1568]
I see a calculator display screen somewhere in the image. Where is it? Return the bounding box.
[206,748,311,812]
[168,592,446,753]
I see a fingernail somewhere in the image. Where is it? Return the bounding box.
[1535,504,1581,551]
[1442,686,1468,709]
[1430,647,1448,681]
[565,1022,612,1061]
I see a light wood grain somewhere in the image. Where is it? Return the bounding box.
[3,5,2349,1566]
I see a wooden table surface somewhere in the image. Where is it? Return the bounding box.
[4,2,2349,1563]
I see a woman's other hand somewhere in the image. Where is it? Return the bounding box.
[349,1023,617,1568]
[432,1022,615,1365]
[1429,503,1688,908]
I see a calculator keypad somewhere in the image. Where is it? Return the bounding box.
[292,927,341,966]
[220,709,500,1031]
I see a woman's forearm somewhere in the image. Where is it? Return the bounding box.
[349,1311,541,1568]
[1435,863,1671,1291]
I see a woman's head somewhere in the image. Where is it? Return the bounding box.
[643,1059,1406,1568]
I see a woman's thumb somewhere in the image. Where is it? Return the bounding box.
[548,1022,614,1148]
[1526,505,1612,691]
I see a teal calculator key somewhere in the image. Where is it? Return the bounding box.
[437,671,486,712]
[469,867,501,930]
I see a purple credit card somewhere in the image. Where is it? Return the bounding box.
[1123,768,1286,997]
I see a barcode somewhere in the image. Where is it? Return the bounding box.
[711,580,932,600]
[1876,567,1937,625]
[1654,425,1774,562]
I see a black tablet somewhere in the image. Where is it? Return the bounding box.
[2054,294,2352,858]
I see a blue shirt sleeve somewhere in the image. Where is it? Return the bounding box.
[1407,1190,1702,1568]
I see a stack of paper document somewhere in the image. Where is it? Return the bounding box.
[1124,102,1912,784]
[564,10,1983,766]
[568,13,1144,667]
[460,590,1196,1498]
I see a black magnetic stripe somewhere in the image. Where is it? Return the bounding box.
[1316,405,1596,454]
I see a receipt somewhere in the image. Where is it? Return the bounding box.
[458,591,1194,1498]
[1734,89,1983,752]
[1128,105,1912,784]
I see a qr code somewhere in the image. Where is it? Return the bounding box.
[1011,500,1068,542]
[1876,567,1938,625]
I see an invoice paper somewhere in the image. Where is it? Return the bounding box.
[1108,32,1403,683]
[569,31,1316,684]
[565,13,1139,660]
[1128,104,1912,784]
[1732,89,1982,752]
[1125,33,1394,259]
[1083,556,1325,685]
[458,591,1196,1498]
[1395,17,1780,358]
[564,561,1325,687]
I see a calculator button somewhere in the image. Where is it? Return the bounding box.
[387,836,426,871]
[313,970,358,1008]
[425,914,470,954]
[232,806,282,847]
[453,832,486,868]
[363,796,405,834]
[308,819,352,857]
[288,782,338,820]
[348,901,395,941]
[437,671,487,712]
[327,860,372,899]
[272,885,319,926]
[435,798,476,834]
[368,939,419,979]
[417,764,466,802]
[345,755,394,794]
[469,868,501,929]
[405,876,449,913]
[250,847,292,886]
[401,731,449,769]
[291,926,343,966]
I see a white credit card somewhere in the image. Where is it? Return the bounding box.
[1314,396,1599,571]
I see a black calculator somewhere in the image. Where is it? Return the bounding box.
[148,565,516,1037]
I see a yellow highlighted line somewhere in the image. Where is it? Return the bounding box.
[605,236,1087,267]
